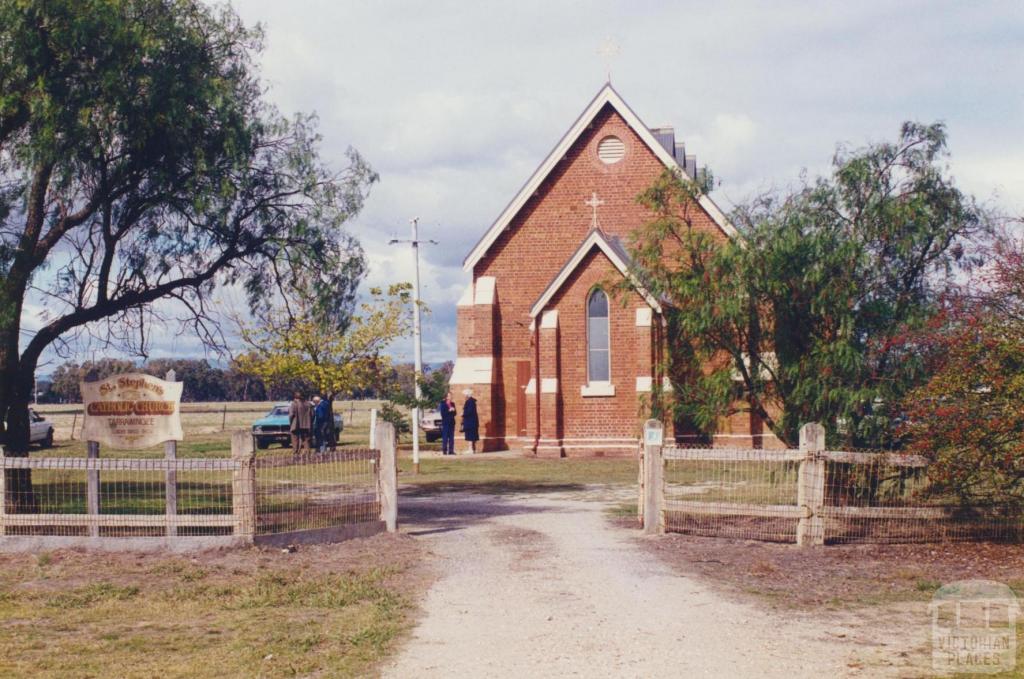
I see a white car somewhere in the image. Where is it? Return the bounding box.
[420,408,442,442]
[29,408,54,448]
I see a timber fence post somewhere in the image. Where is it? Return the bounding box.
[797,422,826,546]
[642,419,665,536]
[375,420,398,533]
[231,430,256,543]
[87,440,100,537]
[164,369,178,537]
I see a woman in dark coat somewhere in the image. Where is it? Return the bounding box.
[461,389,479,453]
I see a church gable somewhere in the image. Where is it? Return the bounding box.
[467,102,674,361]
[463,83,737,274]
[530,228,661,318]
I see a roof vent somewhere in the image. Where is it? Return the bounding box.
[597,135,625,164]
[674,142,687,167]
[650,126,675,156]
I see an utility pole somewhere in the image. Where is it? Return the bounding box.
[389,218,436,474]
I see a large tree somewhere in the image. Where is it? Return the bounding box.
[628,122,990,447]
[0,2,375,477]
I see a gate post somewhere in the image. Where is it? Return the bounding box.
[231,430,256,542]
[642,419,664,535]
[375,421,398,533]
[797,422,826,546]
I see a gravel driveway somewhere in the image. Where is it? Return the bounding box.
[383,489,905,678]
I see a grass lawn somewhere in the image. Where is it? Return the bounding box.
[0,536,427,678]
[30,430,385,460]
[396,454,639,494]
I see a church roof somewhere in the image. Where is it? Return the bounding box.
[529,228,662,318]
[463,83,738,272]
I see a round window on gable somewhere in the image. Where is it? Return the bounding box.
[597,135,625,164]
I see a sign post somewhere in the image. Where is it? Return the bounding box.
[80,373,184,538]
[642,419,664,535]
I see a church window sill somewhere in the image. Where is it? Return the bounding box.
[581,382,615,397]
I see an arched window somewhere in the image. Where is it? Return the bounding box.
[587,289,610,383]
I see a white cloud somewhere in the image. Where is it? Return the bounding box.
[950,153,1024,215]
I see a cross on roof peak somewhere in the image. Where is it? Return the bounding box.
[597,37,621,83]
[585,191,604,230]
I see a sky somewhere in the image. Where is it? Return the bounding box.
[25,0,1024,370]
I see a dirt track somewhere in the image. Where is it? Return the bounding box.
[384,490,922,678]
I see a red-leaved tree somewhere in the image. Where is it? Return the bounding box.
[901,229,1024,505]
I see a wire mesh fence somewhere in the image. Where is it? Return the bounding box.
[254,449,380,535]
[0,439,389,544]
[663,447,804,543]
[0,457,237,538]
[821,450,1023,544]
[654,441,1024,545]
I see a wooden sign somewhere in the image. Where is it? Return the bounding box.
[81,373,183,449]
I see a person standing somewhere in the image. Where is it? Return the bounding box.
[323,395,337,452]
[438,391,457,455]
[289,391,312,457]
[313,394,331,454]
[311,395,323,452]
[461,388,479,454]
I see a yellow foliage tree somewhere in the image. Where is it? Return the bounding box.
[237,284,416,397]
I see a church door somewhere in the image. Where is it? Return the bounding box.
[515,360,530,437]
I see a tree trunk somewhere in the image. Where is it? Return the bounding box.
[0,323,39,513]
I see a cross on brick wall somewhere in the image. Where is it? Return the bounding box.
[585,191,604,230]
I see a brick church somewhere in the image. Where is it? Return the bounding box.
[449,83,767,456]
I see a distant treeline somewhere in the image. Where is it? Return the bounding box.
[35,358,452,404]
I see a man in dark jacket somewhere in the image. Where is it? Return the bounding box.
[313,395,332,454]
[438,391,457,455]
[289,391,312,457]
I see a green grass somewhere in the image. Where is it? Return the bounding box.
[15,451,376,519]
[397,455,639,494]
[664,460,800,504]
[0,552,418,678]
[34,431,377,459]
[605,502,639,519]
